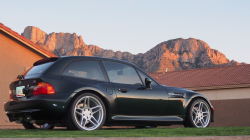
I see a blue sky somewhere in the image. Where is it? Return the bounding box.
[1,0,249,63]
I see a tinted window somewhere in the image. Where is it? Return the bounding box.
[102,61,142,85]
[25,62,53,76]
[62,60,105,81]
[137,70,157,86]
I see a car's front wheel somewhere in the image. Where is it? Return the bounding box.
[64,93,106,131]
[185,99,211,128]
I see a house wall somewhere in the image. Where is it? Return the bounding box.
[0,30,46,126]
[194,87,250,127]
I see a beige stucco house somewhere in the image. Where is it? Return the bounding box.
[0,23,56,127]
[150,65,250,127]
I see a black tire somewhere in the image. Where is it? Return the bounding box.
[135,126,157,129]
[22,122,54,129]
[185,99,211,128]
[64,93,106,131]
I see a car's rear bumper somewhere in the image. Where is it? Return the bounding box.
[4,98,66,122]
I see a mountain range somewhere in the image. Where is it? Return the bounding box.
[21,26,243,73]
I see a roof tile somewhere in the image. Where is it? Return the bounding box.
[149,65,250,88]
[0,22,56,57]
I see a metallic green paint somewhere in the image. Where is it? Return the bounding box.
[112,83,168,116]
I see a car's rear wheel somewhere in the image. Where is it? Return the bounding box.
[64,93,106,131]
[185,99,211,128]
[22,122,54,129]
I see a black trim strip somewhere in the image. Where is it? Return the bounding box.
[112,115,183,121]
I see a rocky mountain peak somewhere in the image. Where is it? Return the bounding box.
[21,26,243,73]
[22,26,86,53]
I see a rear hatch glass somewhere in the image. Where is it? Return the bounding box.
[25,62,54,76]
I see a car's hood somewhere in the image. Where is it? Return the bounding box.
[161,85,194,93]
[160,85,207,99]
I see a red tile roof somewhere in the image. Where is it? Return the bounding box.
[149,64,250,89]
[0,23,56,57]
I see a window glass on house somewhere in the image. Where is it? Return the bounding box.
[102,61,142,85]
[62,60,105,81]
[137,70,158,86]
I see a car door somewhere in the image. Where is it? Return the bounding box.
[102,61,168,116]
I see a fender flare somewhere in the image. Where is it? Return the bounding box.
[186,94,214,122]
[64,87,110,114]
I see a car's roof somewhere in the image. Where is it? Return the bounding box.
[58,56,138,67]
[44,56,161,86]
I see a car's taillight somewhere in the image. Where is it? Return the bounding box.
[9,94,13,99]
[33,82,55,95]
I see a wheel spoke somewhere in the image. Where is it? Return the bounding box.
[203,111,209,117]
[91,105,100,110]
[83,119,88,127]
[76,107,82,110]
[93,108,101,114]
[194,116,198,124]
[88,119,97,126]
[75,110,82,115]
[203,114,208,117]
[198,102,203,111]
[200,119,205,127]
[91,116,99,124]
[80,116,84,126]
[83,97,87,108]
[192,107,198,114]
[87,97,90,108]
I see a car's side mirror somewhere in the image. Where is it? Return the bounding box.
[145,78,152,89]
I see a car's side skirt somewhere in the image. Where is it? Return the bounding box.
[112,115,183,121]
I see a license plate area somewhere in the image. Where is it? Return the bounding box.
[16,86,25,97]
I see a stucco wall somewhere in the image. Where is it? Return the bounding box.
[209,99,250,127]
[0,30,46,126]
[195,87,250,100]
[194,87,250,127]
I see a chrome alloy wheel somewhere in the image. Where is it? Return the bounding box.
[192,101,210,128]
[74,96,104,131]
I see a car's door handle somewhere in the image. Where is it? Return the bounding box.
[118,88,128,93]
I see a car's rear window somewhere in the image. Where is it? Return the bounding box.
[25,62,54,76]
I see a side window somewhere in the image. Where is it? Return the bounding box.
[102,61,142,85]
[137,70,158,86]
[62,60,105,81]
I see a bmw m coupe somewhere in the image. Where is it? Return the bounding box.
[4,56,214,130]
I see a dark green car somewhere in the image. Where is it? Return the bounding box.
[4,56,214,130]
